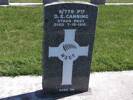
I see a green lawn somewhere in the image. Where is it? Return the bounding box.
[93,6,133,71]
[0,7,43,76]
[10,0,42,3]
[108,0,133,3]
[62,0,133,3]
[0,6,133,76]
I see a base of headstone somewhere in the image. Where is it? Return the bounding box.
[42,89,87,96]
[0,0,9,5]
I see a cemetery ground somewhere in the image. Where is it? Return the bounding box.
[0,5,133,76]
[1,71,133,99]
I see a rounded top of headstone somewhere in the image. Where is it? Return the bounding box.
[44,0,58,4]
[45,1,98,7]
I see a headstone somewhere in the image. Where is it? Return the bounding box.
[0,0,9,5]
[43,2,98,94]
[44,0,58,4]
[91,0,107,4]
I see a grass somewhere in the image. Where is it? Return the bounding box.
[0,7,43,76]
[108,0,133,3]
[92,6,133,71]
[10,0,42,3]
[62,0,133,3]
[0,6,133,76]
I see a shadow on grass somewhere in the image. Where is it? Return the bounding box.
[1,90,88,100]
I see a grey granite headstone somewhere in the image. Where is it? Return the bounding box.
[43,0,58,4]
[0,0,9,5]
[91,0,107,4]
[43,2,98,94]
